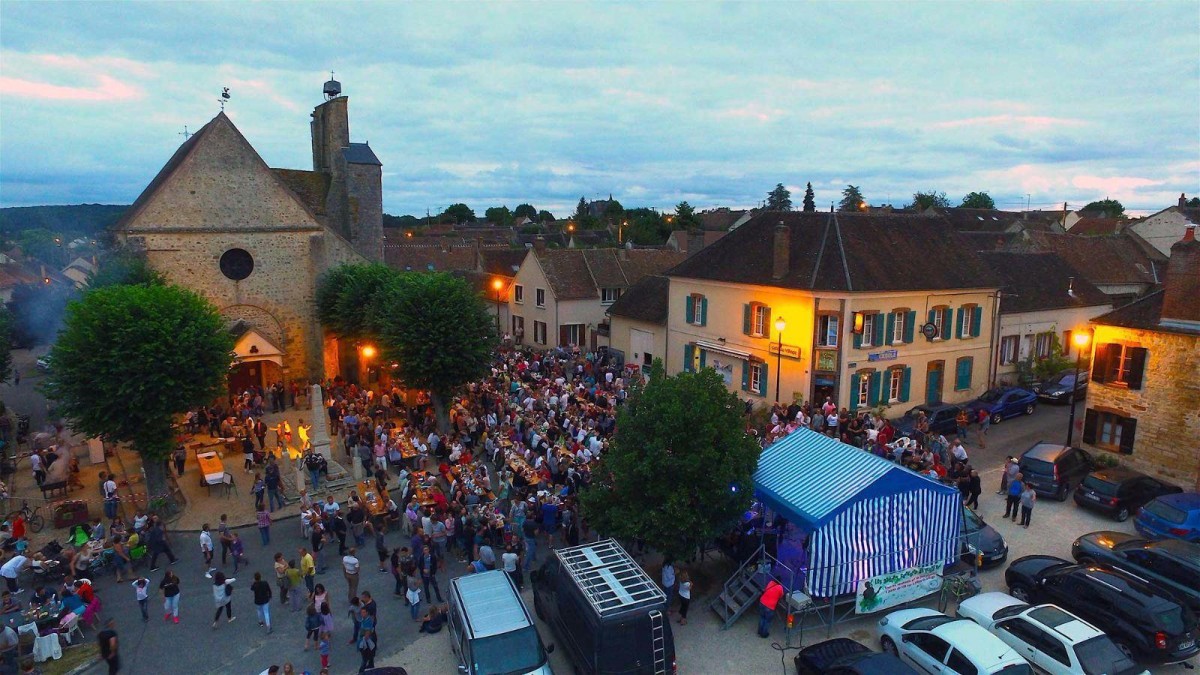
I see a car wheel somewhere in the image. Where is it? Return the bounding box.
[990,412,1003,425]
[880,636,898,656]
[1009,584,1033,602]
[1056,482,1070,502]
[1115,507,1130,522]
[1024,403,1035,416]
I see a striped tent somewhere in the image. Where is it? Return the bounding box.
[753,428,962,597]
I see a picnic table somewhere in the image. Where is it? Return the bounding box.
[3,602,64,631]
[196,452,225,486]
[355,480,389,517]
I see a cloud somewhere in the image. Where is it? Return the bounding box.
[932,115,1086,131]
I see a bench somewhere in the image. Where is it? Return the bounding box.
[40,481,68,500]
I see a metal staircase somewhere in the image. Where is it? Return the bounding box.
[710,546,773,630]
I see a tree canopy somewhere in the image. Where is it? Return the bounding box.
[802,182,816,212]
[484,205,512,226]
[579,363,761,561]
[536,210,556,223]
[0,306,12,384]
[1188,197,1200,208]
[673,201,700,229]
[960,191,996,209]
[439,203,477,224]
[513,203,538,221]
[907,190,950,211]
[766,183,792,211]
[315,263,396,341]
[838,185,866,212]
[86,252,165,290]
[1081,199,1125,218]
[44,283,234,513]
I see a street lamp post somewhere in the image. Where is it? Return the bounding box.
[1065,332,1091,447]
[491,279,503,337]
[774,316,786,403]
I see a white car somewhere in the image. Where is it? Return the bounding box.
[877,607,1031,674]
[957,592,1149,675]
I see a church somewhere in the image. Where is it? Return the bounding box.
[114,78,383,391]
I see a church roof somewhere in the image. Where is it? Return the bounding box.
[113,112,221,231]
[342,143,381,166]
[272,169,330,216]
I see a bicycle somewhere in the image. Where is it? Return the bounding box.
[11,499,45,533]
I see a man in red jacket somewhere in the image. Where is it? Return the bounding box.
[758,579,784,638]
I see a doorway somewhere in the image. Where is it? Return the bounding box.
[926,360,944,405]
[229,362,263,395]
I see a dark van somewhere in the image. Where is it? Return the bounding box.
[1017,442,1093,501]
[532,539,676,674]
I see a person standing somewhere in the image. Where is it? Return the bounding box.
[230,533,247,574]
[273,553,289,606]
[200,524,216,578]
[522,517,538,571]
[159,570,181,623]
[102,473,119,521]
[357,605,377,673]
[976,408,990,448]
[217,515,233,566]
[211,571,236,628]
[299,548,316,593]
[342,548,361,603]
[418,545,443,603]
[257,509,272,546]
[1019,483,1037,528]
[1004,473,1024,522]
[998,457,1018,495]
[955,408,970,441]
[251,572,273,634]
[758,579,784,639]
[677,569,692,626]
[264,459,285,513]
[97,618,119,674]
[660,559,676,613]
[965,470,982,510]
[502,545,521,591]
[173,444,187,477]
[131,578,149,622]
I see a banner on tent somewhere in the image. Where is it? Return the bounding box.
[854,562,942,614]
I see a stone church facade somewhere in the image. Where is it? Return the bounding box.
[114,82,383,390]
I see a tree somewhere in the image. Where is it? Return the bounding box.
[622,208,673,245]
[315,263,396,340]
[802,182,816,212]
[484,205,512,226]
[1081,199,1125,218]
[536,210,556,223]
[765,183,792,211]
[44,284,234,515]
[674,201,700,229]
[574,197,589,221]
[579,362,761,561]
[960,191,996,209]
[0,306,12,384]
[513,204,538,221]
[375,273,495,432]
[907,191,951,211]
[439,203,476,224]
[1188,197,1200,207]
[87,252,165,290]
[838,185,866,212]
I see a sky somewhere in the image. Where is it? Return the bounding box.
[1,2,1198,218]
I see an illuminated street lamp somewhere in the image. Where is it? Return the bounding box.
[492,278,503,336]
[361,345,376,359]
[774,316,786,403]
[1065,331,1090,447]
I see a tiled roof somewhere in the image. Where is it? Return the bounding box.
[667,211,1001,292]
[1068,216,1127,236]
[934,207,1063,234]
[960,231,1020,251]
[978,252,1110,314]
[535,248,686,301]
[667,230,727,254]
[273,169,330,216]
[1090,289,1198,336]
[1024,231,1166,286]
[606,275,670,324]
[479,249,526,277]
[342,143,381,166]
[384,244,477,272]
[114,113,220,230]
[696,209,750,231]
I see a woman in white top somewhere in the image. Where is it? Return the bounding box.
[676,569,692,626]
[211,571,235,627]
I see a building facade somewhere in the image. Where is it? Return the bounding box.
[605,275,670,371]
[1128,195,1200,256]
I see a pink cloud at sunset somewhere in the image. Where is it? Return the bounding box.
[932,114,1085,131]
[0,74,142,101]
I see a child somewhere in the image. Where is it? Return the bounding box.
[230,533,247,573]
[304,605,321,650]
[131,577,150,622]
[406,582,422,621]
[318,631,331,670]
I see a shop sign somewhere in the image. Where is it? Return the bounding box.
[768,343,802,359]
[855,562,942,614]
[867,349,898,362]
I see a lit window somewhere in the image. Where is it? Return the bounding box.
[817,315,839,348]
[889,368,903,402]
[1035,332,1053,359]
[857,373,871,407]
[753,305,768,337]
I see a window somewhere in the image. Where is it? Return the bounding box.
[999,336,1019,365]
[1083,409,1137,453]
[513,284,524,304]
[601,288,621,305]
[860,313,877,347]
[743,302,771,338]
[888,368,903,402]
[535,288,546,308]
[817,314,839,348]
[892,310,906,344]
[944,649,979,675]
[1032,332,1052,359]
[954,356,974,391]
[512,316,524,341]
[958,304,982,339]
[908,633,951,663]
[856,372,871,408]
[533,320,547,345]
[1092,343,1148,389]
[685,294,707,326]
[931,306,951,340]
[750,363,764,394]
[560,323,584,346]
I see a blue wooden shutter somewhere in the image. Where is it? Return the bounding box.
[684,296,694,324]
[927,309,937,334]
[698,349,707,369]
[886,312,896,345]
[955,357,973,390]
[700,297,708,326]
[874,314,885,347]
[743,304,752,335]
[868,371,882,405]
[757,362,768,396]
[741,361,750,391]
[683,344,695,373]
[849,373,861,411]
[943,308,953,341]
[853,325,862,349]
[899,366,912,402]
[970,306,983,338]
[904,311,916,344]
[955,307,965,339]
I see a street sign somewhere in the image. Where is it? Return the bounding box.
[768,343,802,359]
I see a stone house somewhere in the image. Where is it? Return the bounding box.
[114,80,382,391]
[1128,194,1200,256]
[1081,225,1200,490]
[665,212,1001,412]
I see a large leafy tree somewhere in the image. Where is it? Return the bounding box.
[1081,199,1125,218]
[316,263,395,340]
[802,182,816,212]
[960,191,995,209]
[513,203,538,221]
[580,363,761,560]
[673,201,700,229]
[484,205,513,226]
[536,210,556,223]
[765,183,792,211]
[376,272,495,431]
[87,252,165,290]
[838,185,866,212]
[908,190,951,210]
[439,203,476,224]
[44,284,234,514]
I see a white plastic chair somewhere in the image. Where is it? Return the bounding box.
[222,472,237,497]
[58,612,82,644]
[16,622,37,640]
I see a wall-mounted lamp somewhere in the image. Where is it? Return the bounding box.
[852,312,864,334]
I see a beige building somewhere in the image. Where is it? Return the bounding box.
[114,79,381,390]
[508,243,684,351]
[1081,225,1200,490]
[1128,195,1200,256]
[665,212,1001,412]
[606,275,670,371]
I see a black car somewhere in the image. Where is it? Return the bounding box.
[1033,369,1088,403]
[1017,442,1094,501]
[794,638,916,675]
[1071,532,1200,615]
[892,403,963,438]
[961,505,1008,569]
[1073,467,1182,521]
[1005,555,1199,665]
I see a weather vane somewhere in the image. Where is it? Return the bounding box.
[218,86,231,111]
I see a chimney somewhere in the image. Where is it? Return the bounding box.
[1160,225,1200,328]
[1180,193,1188,208]
[772,221,790,280]
[533,236,547,253]
[687,230,705,257]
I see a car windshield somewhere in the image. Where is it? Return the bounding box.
[978,389,1004,403]
[961,508,985,532]
[1021,457,1054,476]
[1143,498,1188,524]
[472,626,546,675]
[1076,636,1140,675]
[1081,475,1120,496]
[994,665,1032,675]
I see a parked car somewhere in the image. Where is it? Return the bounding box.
[1032,370,1088,404]
[1070,532,1200,615]
[876,608,1031,674]
[1004,555,1199,665]
[956,592,1146,675]
[961,505,1008,569]
[1017,443,1094,501]
[1135,491,1200,542]
[447,570,554,675]
[1072,467,1182,521]
[794,638,917,675]
[966,386,1038,425]
[892,402,964,438]
[35,356,50,372]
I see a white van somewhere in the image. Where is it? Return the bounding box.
[449,570,554,675]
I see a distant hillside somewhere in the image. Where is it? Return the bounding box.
[0,204,129,238]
